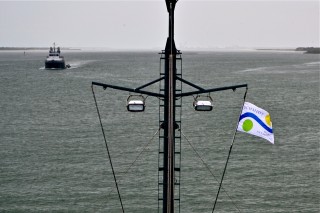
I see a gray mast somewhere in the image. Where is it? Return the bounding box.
[92,0,247,212]
[163,1,177,212]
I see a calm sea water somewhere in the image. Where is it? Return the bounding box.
[0,50,319,212]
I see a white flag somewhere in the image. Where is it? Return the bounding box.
[237,102,274,144]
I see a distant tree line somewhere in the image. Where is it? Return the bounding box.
[296,47,320,54]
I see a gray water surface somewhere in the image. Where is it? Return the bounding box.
[0,50,319,212]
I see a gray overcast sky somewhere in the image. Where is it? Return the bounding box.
[0,0,319,50]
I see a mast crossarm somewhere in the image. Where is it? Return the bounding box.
[92,81,164,98]
[176,76,205,91]
[177,83,248,97]
[135,76,165,90]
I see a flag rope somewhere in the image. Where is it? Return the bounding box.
[212,86,248,212]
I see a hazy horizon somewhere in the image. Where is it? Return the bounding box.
[0,1,319,50]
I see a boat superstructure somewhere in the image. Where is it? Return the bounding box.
[45,43,66,69]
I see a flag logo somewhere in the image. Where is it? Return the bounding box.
[237,102,274,144]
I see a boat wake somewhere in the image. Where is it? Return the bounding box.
[39,60,96,70]
[62,60,97,69]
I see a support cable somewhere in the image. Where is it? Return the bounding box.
[212,87,248,212]
[103,127,160,201]
[91,85,125,213]
[92,84,161,207]
[180,130,241,213]
[105,127,160,203]
[123,127,161,175]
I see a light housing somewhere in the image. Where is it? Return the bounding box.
[127,95,145,112]
[193,95,213,111]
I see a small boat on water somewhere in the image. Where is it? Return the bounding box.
[45,43,69,69]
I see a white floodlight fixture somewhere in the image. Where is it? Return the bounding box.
[193,95,213,111]
[127,95,146,112]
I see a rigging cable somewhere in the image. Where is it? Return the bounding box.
[92,84,161,209]
[121,127,161,176]
[180,130,241,213]
[104,127,161,199]
[92,85,125,213]
[212,86,248,213]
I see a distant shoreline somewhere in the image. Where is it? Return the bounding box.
[0,47,81,51]
[295,47,320,54]
[256,47,320,54]
[1,47,319,53]
[256,48,295,51]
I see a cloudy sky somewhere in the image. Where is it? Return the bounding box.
[0,0,319,50]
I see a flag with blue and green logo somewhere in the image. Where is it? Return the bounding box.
[237,102,274,144]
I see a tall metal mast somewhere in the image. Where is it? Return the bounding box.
[92,0,247,212]
[163,1,178,212]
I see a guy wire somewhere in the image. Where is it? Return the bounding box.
[180,130,241,213]
[91,85,125,213]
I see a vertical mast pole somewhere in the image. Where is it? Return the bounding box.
[163,1,177,212]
